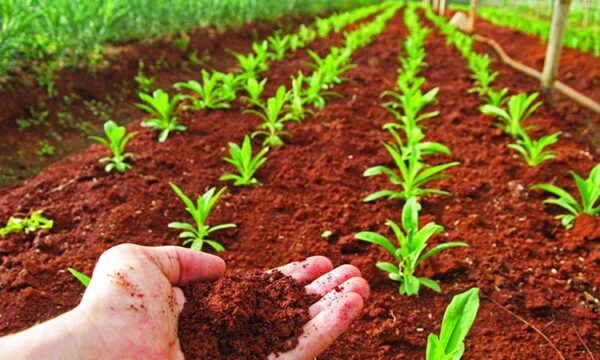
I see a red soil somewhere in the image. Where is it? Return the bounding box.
[0,8,599,359]
[179,270,317,359]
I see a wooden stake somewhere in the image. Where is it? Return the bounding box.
[541,0,572,98]
[433,0,439,13]
[439,0,447,16]
[582,0,591,28]
[468,0,479,33]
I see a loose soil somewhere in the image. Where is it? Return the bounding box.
[179,270,317,359]
[0,8,599,360]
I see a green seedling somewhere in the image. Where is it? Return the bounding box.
[480,92,542,139]
[168,183,236,252]
[508,131,561,166]
[267,32,289,60]
[382,82,440,131]
[532,163,600,228]
[16,107,50,131]
[90,120,137,173]
[297,25,316,44]
[220,135,268,186]
[135,60,155,93]
[241,77,267,108]
[363,143,459,202]
[307,47,353,87]
[137,89,185,143]
[36,140,55,157]
[174,70,235,110]
[287,73,312,122]
[0,210,53,237]
[426,288,480,360]
[315,17,332,38]
[303,70,341,110]
[235,41,268,80]
[356,197,467,295]
[249,86,296,147]
[484,87,509,108]
[384,126,451,160]
[68,268,90,287]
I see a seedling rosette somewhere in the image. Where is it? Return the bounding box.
[137,89,185,143]
[168,183,236,252]
[355,197,467,295]
[220,135,268,186]
[90,120,137,173]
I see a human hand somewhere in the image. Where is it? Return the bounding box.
[0,244,368,360]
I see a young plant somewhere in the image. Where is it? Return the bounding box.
[384,126,451,160]
[68,268,90,287]
[174,70,235,110]
[287,73,312,122]
[307,47,353,87]
[135,60,155,93]
[267,32,289,60]
[363,139,459,202]
[508,131,561,166]
[480,92,542,139]
[168,183,236,252]
[426,288,480,360]
[382,80,440,131]
[220,135,268,186]
[0,210,53,237]
[355,197,467,295]
[90,120,137,173]
[303,70,341,110]
[249,86,296,146]
[137,89,185,143]
[235,41,268,80]
[531,163,600,228]
[241,77,267,108]
[483,87,509,108]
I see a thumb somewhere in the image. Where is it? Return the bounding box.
[173,287,186,314]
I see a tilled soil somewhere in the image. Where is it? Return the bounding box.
[0,8,598,359]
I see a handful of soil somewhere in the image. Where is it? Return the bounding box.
[178,270,318,359]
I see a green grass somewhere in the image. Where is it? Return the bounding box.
[0,0,378,85]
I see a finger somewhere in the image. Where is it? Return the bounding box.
[142,245,226,285]
[268,292,364,360]
[305,264,362,296]
[308,277,370,317]
[271,256,333,283]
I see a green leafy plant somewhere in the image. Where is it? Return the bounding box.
[426,288,480,360]
[241,77,267,108]
[68,268,90,287]
[287,73,312,122]
[135,60,155,93]
[303,71,341,110]
[508,131,561,166]
[36,140,55,157]
[382,78,440,131]
[137,89,185,143]
[480,92,542,139]
[249,86,296,146]
[16,106,50,131]
[168,183,236,252]
[220,135,268,186]
[531,163,600,228]
[90,120,137,173]
[0,210,53,237]
[307,47,353,87]
[235,41,268,80]
[267,32,289,60]
[384,126,451,160]
[355,197,467,295]
[174,70,236,110]
[483,87,509,108]
[363,137,459,202]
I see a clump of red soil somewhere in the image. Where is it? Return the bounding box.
[178,270,317,359]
